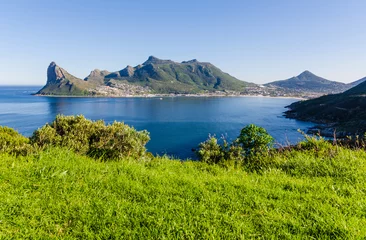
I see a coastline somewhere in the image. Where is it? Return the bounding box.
[34,93,306,100]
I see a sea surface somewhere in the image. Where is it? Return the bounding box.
[0,86,314,159]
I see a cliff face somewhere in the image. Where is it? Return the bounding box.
[37,62,95,95]
[47,62,66,83]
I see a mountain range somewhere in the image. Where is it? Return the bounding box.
[37,57,255,96]
[37,57,366,97]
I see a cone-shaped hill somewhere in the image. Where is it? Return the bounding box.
[265,71,349,94]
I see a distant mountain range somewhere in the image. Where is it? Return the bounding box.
[37,56,255,96]
[37,57,366,98]
[285,79,366,136]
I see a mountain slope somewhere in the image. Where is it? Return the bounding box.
[265,71,349,94]
[348,76,366,88]
[37,57,255,95]
[104,56,254,94]
[37,62,97,95]
[285,80,366,135]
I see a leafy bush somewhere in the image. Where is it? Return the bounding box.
[30,115,150,160]
[0,126,33,156]
[236,124,274,156]
[196,136,226,165]
[196,124,274,169]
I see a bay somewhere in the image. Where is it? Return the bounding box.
[0,86,313,159]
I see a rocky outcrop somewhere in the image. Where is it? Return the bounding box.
[47,62,66,83]
[142,56,175,65]
[37,62,92,95]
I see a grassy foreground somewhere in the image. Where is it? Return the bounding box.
[0,145,366,239]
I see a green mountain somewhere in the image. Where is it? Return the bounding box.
[37,57,255,95]
[265,71,349,94]
[285,80,366,136]
[37,62,99,95]
[104,56,255,94]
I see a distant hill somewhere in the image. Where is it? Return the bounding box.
[348,76,366,88]
[285,80,366,136]
[265,71,349,94]
[37,57,255,95]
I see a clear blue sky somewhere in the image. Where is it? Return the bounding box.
[1,0,365,85]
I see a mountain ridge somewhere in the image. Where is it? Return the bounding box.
[37,56,255,96]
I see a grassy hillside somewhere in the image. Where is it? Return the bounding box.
[1,143,366,239]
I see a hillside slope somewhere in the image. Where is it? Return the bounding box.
[104,56,255,93]
[285,80,366,135]
[348,76,366,88]
[37,62,97,95]
[1,145,366,238]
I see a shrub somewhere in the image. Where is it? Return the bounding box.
[196,136,225,165]
[88,121,150,159]
[196,124,274,170]
[0,126,33,156]
[236,124,274,156]
[30,115,150,160]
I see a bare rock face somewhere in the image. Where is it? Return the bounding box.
[47,62,66,83]
[84,69,111,81]
[119,65,135,77]
[143,56,175,65]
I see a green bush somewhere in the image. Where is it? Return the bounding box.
[236,124,274,156]
[0,126,33,156]
[196,124,274,170]
[30,115,150,160]
[196,136,226,164]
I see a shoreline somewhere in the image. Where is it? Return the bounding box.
[34,93,306,100]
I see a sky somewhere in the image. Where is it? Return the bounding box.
[0,0,366,85]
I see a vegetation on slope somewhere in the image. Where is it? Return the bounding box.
[36,62,95,96]
[37,57,255,95]
[265,70,350,94]
[1,116,366,238]
[285,80,366,135]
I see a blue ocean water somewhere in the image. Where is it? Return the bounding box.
[0,86,313,159]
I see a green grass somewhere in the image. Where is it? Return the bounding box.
[1,146,366,239]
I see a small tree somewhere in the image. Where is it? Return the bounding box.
[236,124,274,156]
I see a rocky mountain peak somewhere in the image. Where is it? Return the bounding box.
[47,61,65,83]
[182,59,198,64]
[119,65,135,77]
[298,70,315,78]
[143,56,174,65]
[89,69,102,77]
